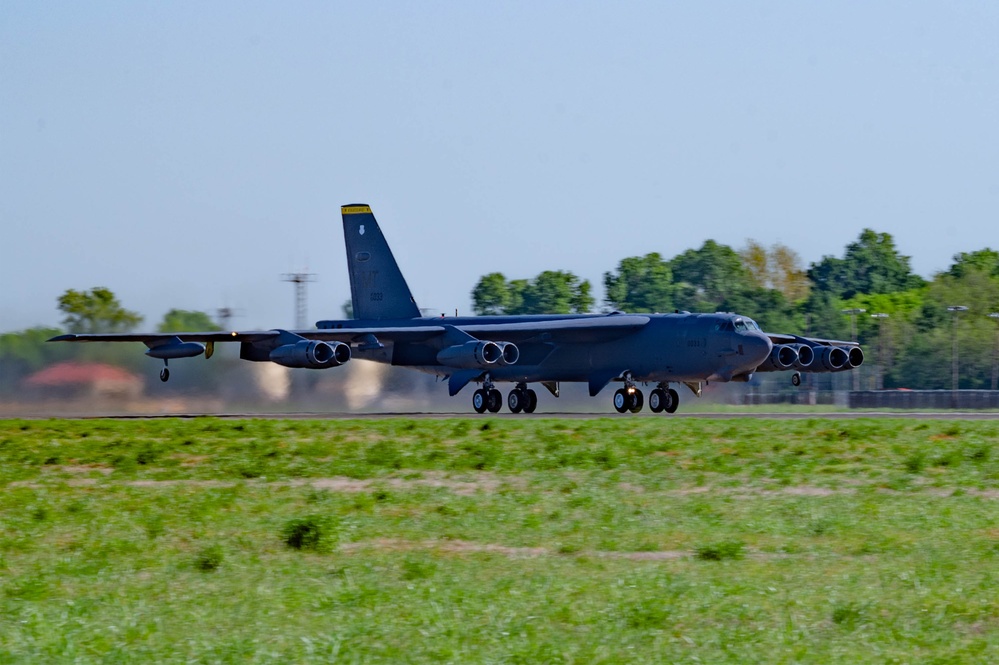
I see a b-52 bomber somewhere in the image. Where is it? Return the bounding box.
[52,204,864,414]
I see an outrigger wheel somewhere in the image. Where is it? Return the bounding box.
[159,360,170,383]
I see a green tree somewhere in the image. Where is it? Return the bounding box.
[157,309,222,333]
[520,271,593,315]
[57,287,143,333]
[946,248,999,280]
[671,240,750,311]
[470,271,593,315]
[603,253,674,313]
[808,229,925,299]
[471,273,512,315]
[895,264,999,389]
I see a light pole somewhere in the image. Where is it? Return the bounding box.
[871,313,889,390]
[947,306,968,406]
[989,313,999,391]
[842,308,865,391]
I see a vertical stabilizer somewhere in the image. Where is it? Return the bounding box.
[341,204,421,320]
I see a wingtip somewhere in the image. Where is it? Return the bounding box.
[48,334,75,342]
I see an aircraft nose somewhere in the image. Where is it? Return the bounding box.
[745,332,772,367]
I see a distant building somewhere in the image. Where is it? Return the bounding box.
[23,362,144,399]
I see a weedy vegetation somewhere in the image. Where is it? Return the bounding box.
[1,416,998,662]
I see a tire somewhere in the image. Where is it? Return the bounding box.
[524,389,538,413]
[629,389,644,413]
[665,388,679,414]
[613,388,629,414]
[472,389,487,414]
[160,368,170,382]
[486,389,503,413]
[649,388,665,413]
[508,389,524,413]
[791,372,802,387]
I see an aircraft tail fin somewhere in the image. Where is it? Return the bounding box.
[341,204,421,320]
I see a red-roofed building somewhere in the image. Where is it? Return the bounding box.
[23,362,143,399]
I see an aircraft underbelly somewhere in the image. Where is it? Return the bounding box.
[353,321,739,384]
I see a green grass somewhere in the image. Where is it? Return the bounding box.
[1,417,998,662]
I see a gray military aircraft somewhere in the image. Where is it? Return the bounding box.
[51,204,863,413]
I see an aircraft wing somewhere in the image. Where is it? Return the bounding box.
[457,315,650,343]
[49,315,651,348]
[765,332,860,347]
[49,327,447,345]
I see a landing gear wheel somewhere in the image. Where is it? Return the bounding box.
[508,389,524,413]
[524,389,538,414]
[629,389,644,413]
[613,388,629,414]
[472,389,487,414]
[649,388,665,413]
[791,372,802,387]
[665,388,679,414]
[159,367,170,383]
[486,389,503,413]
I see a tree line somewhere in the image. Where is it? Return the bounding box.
[471,230,999,390]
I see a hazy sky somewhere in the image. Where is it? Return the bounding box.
[2,2,997,332]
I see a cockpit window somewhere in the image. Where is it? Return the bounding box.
[734,319,747,332]
[746,319,761,331]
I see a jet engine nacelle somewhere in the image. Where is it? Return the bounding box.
[436,341,504,369]
[269,340,351,369]
[792,344,815,370]
[757,344,799,372]
[495,342,520,366]
[844,346,864,370]
[813,345,849,372]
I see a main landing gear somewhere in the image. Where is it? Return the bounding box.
[507,383,538,414]
[614,376,679,414]
[472,377,538,414]
[648,383,679,414]
[472,386,502,414]
[613,373,643,414]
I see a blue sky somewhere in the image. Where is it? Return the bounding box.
[2,2,997,331]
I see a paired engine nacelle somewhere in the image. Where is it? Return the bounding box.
[436,340,519,369]
[757,344,800,371]
[757,343,863,374]
[269,340,351,369]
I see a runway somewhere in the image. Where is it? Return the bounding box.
[22,410,999,420]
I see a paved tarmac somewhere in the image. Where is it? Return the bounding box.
[23,410,999,420]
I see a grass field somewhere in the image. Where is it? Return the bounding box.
[1,417,998,663]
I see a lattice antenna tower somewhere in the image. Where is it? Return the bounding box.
[215,306,243,330]
[282,272,317,329]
